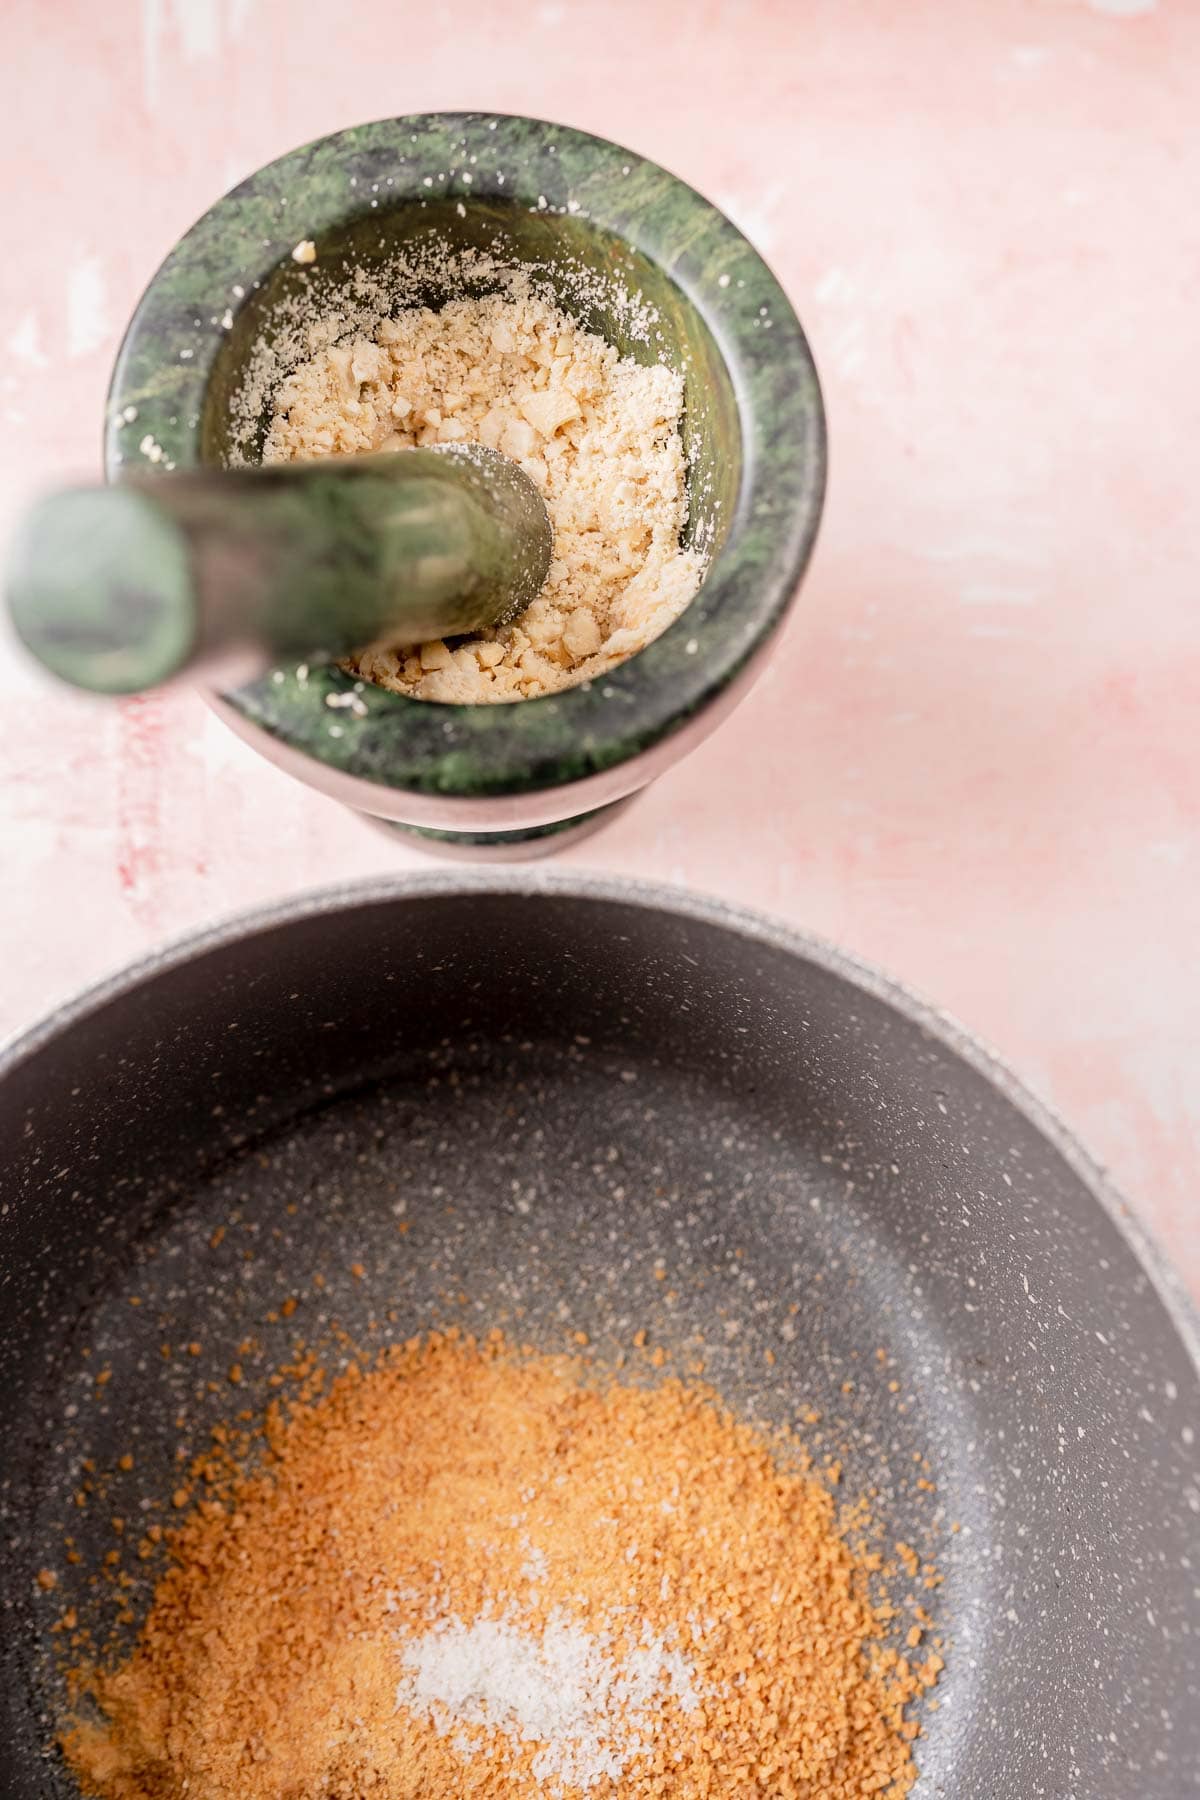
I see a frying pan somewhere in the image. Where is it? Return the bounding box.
[1,874,1197,1796]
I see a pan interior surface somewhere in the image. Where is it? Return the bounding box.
[1,881,1197,1797]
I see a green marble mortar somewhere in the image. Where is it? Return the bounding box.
[105,114,826,851]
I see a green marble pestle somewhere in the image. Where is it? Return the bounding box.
[5,444,553,695]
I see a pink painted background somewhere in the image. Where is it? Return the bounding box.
[2,1,1197,1294]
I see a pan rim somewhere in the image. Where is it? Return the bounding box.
[4,870,1197,1378]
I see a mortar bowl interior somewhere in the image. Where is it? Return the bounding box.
[204,197,742,562]
[104,115,825,831]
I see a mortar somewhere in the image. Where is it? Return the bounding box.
[105,114,825,853]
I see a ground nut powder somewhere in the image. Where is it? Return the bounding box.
[61,1332,940,1799]
[262,289,707,702]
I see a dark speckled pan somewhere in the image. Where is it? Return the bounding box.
[104,114,826,850]
[1,877,1197,1794]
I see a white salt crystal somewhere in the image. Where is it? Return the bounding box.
[395,1608,700,1790]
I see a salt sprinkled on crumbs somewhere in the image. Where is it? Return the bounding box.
[61,1334,940,1797]
[395,1609,700,1791]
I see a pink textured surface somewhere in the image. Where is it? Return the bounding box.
[1,1,1196,1293]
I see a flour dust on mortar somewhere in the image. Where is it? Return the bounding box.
[261,279,707,703]
[57,1331,943,1800]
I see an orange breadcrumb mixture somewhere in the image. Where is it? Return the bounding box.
[62,1332,939,1798]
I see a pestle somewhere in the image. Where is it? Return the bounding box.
[5,444,554,695]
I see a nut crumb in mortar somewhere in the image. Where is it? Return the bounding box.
[263,289,707,702]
